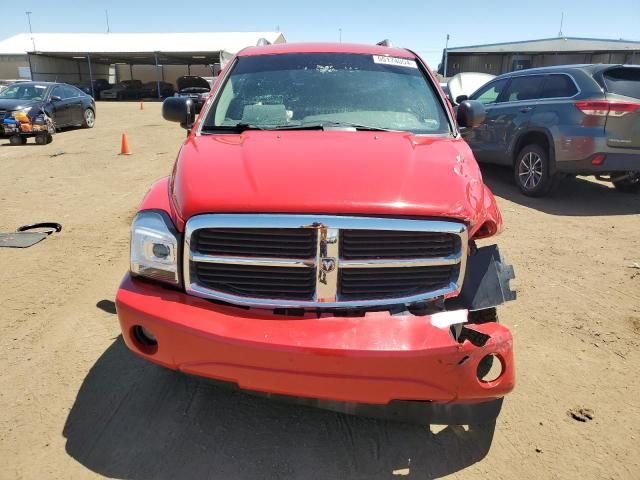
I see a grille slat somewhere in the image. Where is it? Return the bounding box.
[193,228,316,259]
[341,230,458,260]
[195,263,315,300]
[339,266,454,300]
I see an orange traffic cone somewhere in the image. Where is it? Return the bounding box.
[140,100,144,111]
[120,133,132,155]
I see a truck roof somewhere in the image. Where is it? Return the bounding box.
[238,42,415,59]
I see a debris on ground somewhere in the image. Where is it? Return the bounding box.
[392,468,410,476]
[49,151,66,158]
[568,407,594,422]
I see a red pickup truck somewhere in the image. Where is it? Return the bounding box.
[116,42,516,424]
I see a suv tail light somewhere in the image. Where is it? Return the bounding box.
[575,101,640,117]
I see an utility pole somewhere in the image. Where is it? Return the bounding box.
[25,11,33,33]
[443,34,450,78]
[558,12,564,37]
[105,10,111,33]
[25,11,36,51]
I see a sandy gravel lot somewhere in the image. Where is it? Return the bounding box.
[1,102,639,479]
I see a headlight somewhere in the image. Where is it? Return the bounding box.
[130,211,180,285]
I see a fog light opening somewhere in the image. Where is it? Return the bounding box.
[132,325,158,353]
[477,354,503,383]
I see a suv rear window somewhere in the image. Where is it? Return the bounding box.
[602,67,640,100]
[541,74,578,98]
[204,53,450,134]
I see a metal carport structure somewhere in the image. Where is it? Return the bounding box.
[15,32,285,98]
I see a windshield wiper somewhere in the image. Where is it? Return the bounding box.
[201,123,265,133]
[266,121,399,132]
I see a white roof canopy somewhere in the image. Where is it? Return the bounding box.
[0,32,285,56]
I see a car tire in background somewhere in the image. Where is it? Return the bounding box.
[9,135,27,146]
[612,173,640,194]
[514,144,559,197]
[35,133,53,145]
[82,109,95,128]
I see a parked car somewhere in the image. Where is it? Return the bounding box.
[101,80,144,100]
[174,75,211,112]
[439,82,452,104]
[74,79,113,99]
[142,81,175,99]
[145,82,176,98]
[0,82,95,135]
[447,72,495,106]
[461,64,640,196]
[0,79,30,94]
[72,83,93,97]
[116,42,516,425]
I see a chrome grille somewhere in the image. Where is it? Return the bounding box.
[185,215,467,309]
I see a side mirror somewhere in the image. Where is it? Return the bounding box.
[456,100,486,129]
[50,95,62,102]
[455,95,468,105]
[162,97,195,130]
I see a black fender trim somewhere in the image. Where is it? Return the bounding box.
[510,127,557,174]
[446,244,516,312]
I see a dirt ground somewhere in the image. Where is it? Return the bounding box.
[1,102,639,479]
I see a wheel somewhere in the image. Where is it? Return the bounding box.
[35,133,53,145]
[82,108,95,128]
[513,144,559,197]
[613,173,640,193]
[9,135,26,146]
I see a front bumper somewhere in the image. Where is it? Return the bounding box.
[116,274,515,405]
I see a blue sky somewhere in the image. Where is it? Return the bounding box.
[2,0,639,67]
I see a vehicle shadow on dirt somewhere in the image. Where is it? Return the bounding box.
[63,338,496,480]
[481,164,640,216]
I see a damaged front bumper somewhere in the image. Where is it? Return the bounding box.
[116,273,515,415]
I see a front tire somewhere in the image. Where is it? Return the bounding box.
[613,172,640,193]
[9,135,26,146]
[82,108,95,128]
[514,144,559,197]
[35,133,53,145]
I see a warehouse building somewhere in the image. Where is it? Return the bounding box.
[0,32,285,89]
[440,36,640,77]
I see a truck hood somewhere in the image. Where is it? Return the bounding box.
[170,131,501,236]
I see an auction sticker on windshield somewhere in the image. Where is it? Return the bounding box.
[372,55,418,69]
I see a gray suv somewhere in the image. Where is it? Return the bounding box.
[461,64,640,196]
